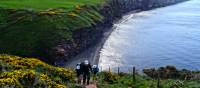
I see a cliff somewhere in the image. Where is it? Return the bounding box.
[0,0,188,65]
[54,0,188,65]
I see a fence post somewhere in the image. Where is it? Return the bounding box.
[109,66,111,72]
[132,66,136,82]
[157,72,160,88]
[118,67,120,75]
[100,66,103,83]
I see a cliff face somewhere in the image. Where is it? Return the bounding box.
[52,0,188,65]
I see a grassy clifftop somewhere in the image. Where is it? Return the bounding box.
[0,0,105,60]
[0,0,104,10]
[0,54,75,88]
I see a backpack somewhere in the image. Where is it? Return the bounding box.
[92,65,99,73]
[76,63,81,70]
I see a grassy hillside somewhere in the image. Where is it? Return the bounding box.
[97,72,200,88]
[0,0,104,10]
[0,0,105,60]
[0,54,199,88]
[0,54,75,88]
[0,0,188,64]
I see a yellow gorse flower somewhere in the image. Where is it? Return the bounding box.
[75,5,82,10]
[67,12,77,17]
[38,9,66,16]
[0,54,74,88]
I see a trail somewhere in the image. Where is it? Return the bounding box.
[74,80,98,88]
[85,83,97,88]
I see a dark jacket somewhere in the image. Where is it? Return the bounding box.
[80,62,92,74]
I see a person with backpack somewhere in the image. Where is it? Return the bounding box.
[75,63,82,84]
[92,65,99,80]
[80,60,92,85]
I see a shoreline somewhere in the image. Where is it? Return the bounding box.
[64,24,114,67]
[64,10,140,67]
[64,0,189,68]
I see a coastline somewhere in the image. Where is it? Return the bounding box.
[64,0,189,68]
[64,27,113,67]
[65,10,145,67]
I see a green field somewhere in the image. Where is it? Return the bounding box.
[0,0,104,10]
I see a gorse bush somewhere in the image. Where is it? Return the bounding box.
[101,71,119,83]
[0,54,75,88]
[143,66,194,80]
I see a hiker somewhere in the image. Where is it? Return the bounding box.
[75,63,82,84]
[81,60,92,85]
[92,65,99,80]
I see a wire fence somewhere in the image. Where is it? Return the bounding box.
[96,66,199,88]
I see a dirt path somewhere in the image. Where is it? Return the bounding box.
[74,80,98,88]
[85,83,97,88]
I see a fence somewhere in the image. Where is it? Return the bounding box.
[97,66,191,88]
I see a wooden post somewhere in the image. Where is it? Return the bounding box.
[157,72,160,88]
[109,66,111,72]
[118,67,120,75]
[132,66,136,82]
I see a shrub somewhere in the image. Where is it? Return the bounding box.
[0,54,75,88]
[102,71,119,83]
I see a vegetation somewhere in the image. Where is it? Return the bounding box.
[143,66,196,80]
[0,54,75,88]
[97,71,200,88]
[0,0,105,59]
[0,1,199,87]
[0,54,199,88]
[0,0,104,10]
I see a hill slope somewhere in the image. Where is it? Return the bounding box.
[0,54,75,87]
[0,0,189,65]
[0,0,104,63]
[0,54,199,88]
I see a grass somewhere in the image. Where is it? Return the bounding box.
[96,72,200,88]
[0,0,105,60]
[0,0,104,11]
[0,54,199,88]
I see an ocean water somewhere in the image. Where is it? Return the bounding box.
[99,0,200,72]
